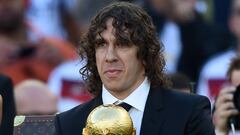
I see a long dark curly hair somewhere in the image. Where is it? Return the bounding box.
[78,2,170,96]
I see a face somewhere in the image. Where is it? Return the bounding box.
[229,0,240,38]
[95,19,145,99]
[231,70,240,86]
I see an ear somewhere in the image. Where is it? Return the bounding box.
[142,60,146,67]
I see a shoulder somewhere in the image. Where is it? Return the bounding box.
[56,98,95,123]
[153,87,212,114]
[0,75,15,135]
[0,74,11,84]
[158,88,215,134]
[160,87,210,106]
[0,74,13,96]
[54,97,100,135]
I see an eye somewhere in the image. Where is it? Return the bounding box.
[116,43,124,47]
[95,39,106,48]
[96,42,106,48]
[116,42,131,48]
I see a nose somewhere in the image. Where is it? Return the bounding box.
[105,45,117,63]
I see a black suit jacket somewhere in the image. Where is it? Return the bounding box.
[54,86,215,135]
[0,74,16,135]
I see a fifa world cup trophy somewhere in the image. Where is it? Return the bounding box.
[82,104,136,135]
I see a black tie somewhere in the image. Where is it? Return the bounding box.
[118,102,132,112]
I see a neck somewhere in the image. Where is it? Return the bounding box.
[109,90,134,100]
[108,76,146,100]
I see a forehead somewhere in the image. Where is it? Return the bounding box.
[231,70,240,86]
[94,17,133,46]
[233,0,240,9]
[96,18,115,40]
[232,69,240,76]
[102,18,114,35]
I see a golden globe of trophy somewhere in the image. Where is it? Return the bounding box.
[82,104,136,135]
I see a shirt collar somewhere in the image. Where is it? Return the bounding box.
[102,77,150,112]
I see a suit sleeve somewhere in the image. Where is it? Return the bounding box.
[54,115,62,135]
[185,96,216,135]
[0,75,16,135]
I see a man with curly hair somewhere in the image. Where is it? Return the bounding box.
[54,2,215,135]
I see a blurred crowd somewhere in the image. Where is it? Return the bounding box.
[0,0,240,134]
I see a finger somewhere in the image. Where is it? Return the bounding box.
[216,102,236,112]
[219,86,236,95]
[218,109,239,119]
[215,94,234,108]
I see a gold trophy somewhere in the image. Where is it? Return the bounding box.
[82,104,136,135]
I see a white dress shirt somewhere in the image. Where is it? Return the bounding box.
[102,77,150,135]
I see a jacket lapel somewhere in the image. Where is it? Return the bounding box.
[140,86,167,135]
[90,94,103,110]
[79,94,103,131]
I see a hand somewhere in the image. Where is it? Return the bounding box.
[213,86,239,133]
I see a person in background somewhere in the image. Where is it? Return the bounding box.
[0,0,76,85]
[0,95,2,125]
[0,74,16,135]
[142,0,231,84]
[14,79,58,115]
[213,57,240,135]
[54,2,215,135]
[197,0,240,103]
[25,0,81,45]
[168,72,192,93]
[47,59,93,112]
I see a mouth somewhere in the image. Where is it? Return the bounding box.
[104,69,122,78]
